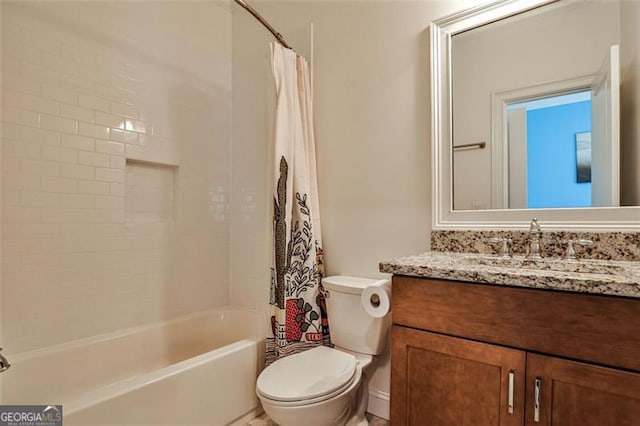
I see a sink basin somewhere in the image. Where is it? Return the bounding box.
[463,256,626,276]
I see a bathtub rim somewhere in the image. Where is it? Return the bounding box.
[7,305,265,362]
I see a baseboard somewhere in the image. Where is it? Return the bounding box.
[367,388,390,420]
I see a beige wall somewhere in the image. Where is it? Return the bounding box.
[230,0,475,418]
[452,1,621,210]
[1,1,232,353]
[620,0,640,205]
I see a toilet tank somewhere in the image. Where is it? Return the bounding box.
[322,276,391,355]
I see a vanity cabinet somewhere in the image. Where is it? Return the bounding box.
[390,276,640,426]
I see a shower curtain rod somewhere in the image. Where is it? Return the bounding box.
[233,0,292,50]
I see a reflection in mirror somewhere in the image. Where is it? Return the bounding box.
[451,0,638,211]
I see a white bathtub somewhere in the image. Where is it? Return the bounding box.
[1,308,265,425]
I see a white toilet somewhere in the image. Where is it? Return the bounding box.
[256,276,391,426]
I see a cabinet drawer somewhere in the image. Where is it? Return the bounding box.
[392,276,640,371]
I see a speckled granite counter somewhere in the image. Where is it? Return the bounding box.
[379,252,640,299]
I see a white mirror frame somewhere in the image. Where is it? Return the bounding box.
[431,0,640,231]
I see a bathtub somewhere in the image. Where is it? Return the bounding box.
[1,308,265,425]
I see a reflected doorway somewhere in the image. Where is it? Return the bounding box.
[507,91,592,208]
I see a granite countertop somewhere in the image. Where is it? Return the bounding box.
[379,252,640,299]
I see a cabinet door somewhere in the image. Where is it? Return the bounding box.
[526,353,640,426]
[391,326,526,426]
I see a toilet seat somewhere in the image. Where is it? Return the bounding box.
[256,346,358,406]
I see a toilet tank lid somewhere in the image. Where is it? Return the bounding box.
[322,275,389,295]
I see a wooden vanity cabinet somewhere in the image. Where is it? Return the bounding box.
[391,276,640,426]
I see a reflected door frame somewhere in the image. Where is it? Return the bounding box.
[490,75,595,209]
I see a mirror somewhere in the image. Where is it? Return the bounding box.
[431,0,640,230]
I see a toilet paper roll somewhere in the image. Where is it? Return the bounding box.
[360,280,391,318]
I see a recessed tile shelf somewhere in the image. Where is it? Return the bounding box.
[125,160,178,224]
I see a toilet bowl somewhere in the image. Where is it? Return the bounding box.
[257,276,390,426]
[257,347,367,426]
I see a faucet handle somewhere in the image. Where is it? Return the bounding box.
[529,218,541,233]
[562,239,593,260]
[488,237,512,258]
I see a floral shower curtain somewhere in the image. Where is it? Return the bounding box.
[266,42,330,365]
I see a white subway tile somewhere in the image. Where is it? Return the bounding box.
[2,174,41,191]
[78,93,110,113]
[21,159,60,177]
[41,146,78,163]
[2,89,21,107]
[3,73,41,95]
[110,155,125,169]
[110,129,138,144]
[78,151,110,167]
[95,84,126,102]
[78,122,109,139]
[41,114,78,134]
[62,45,95,66]
[2,206,41,224]
[77,209,112,224]
[61,134,94,151]
[95,168,125,183]
[3,237,40,256]
[21,191,60,207]
[95,140,124,155]
[2,224,22,240]
[22,31,62,55]
[42,53,77,75]
[3,140,41,160]
[110,183,125,196]
[60,164,94,180]
[3,158,22,174]
[110,209,125,223]
[2,256,22,274]
[3,40,41,64]
[41,177,78,193]
[61,74,94,92]
[2,106,41,127]
[42,84,77,105]
[41,208,78,224]
[59,224,95,239]
[22,62,61,85]
[60,104,94,123]
[21,254,61,272]
[79,64,111,85]
[2,123,22,140]
[125,144,152,160]
[20,93,60,115]
[21,126,61,146]
[77,180,110,195]
[95,195,124,210]
[111,101,137,119]
[94,111,125,129]
[60,194,95,209]
[22,224,60,239]
[124,119,146,134]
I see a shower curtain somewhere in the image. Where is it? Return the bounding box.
[266,42,330,365]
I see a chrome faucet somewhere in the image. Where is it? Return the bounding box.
[526,218,542,259]
[0,348,10,373]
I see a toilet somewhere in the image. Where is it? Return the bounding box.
[256,276,391,426]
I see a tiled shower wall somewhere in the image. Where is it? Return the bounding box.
[1,1,232,353]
